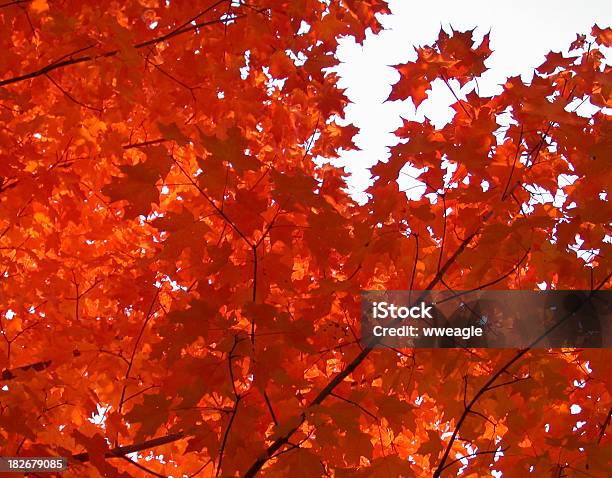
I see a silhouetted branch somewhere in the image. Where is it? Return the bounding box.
[117,290,161,415]
[439,446,509,473]
[215,337,242,477]
[123,138,169,149]
[0,6,243,88]
[598,405,612,444]
[1,360,51,381]
[72,432,186,462]
[120,455,167,478]
[433,272,612,477]
[44,73,102,112]
[243,222,484,478]
[0,0,29,9]
[172,157,253,246]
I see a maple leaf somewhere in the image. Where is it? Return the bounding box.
[102,146,171,219]
[389,29,492,106]
[199,126,260,173]
[125,393,174,442]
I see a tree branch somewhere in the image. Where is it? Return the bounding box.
[243,223,484,477]
[44,73,102,112]
[72,432,186,462]
[433,274,612,477]
[120,455,167,478]
[440,73,471,118]
[172,157,253,247]
[123,138,169,149]
[215,337,242,477]
[1,360,51,381]
[439,446,508,473]
[437,194,447,273]
[117,290,161,416]
[598,405,612,444]
[501,125,523,200]
[263,390,278,425]
[0,5,242,88]
[329,391,378,421]
[0,0,29,8]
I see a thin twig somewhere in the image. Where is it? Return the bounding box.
[44,73,102,112]
[501,125,523,200]
[330,391,378,421]
[123,138,168,149]
[440,73,471,118]
[215,337,242,477]
[263,390,278,425]
[598,406,612,444]
[437,194,447,272]
[439,447,508,473]
[117,290,161,415]
[172,157,253,246]
[189,458,214,478]
[120,455,167,478]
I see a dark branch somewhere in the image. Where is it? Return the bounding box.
[243,220,484,478]
[216,337,242,477]
[501,125,523,200]
[123,138,169,149]
[0,0,30,8]
[598,405,612,444]
[0,6,242,88]
[117,290,161,416]
[330,391,378,421]
[72,432,186,462]
[120,455,167,478]
[44,73,102,112]
[433,274,612,477]
[439,447,509,473]
[263,390,278,425]
[172,157,253,247]
[1,360,51,381]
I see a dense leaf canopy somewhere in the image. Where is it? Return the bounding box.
[0,1,610,476]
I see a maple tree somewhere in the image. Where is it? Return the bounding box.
[0,0,610,476]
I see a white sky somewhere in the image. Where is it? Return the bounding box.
[332,0,612,202]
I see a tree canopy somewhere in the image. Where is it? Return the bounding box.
[0,1,610,476]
